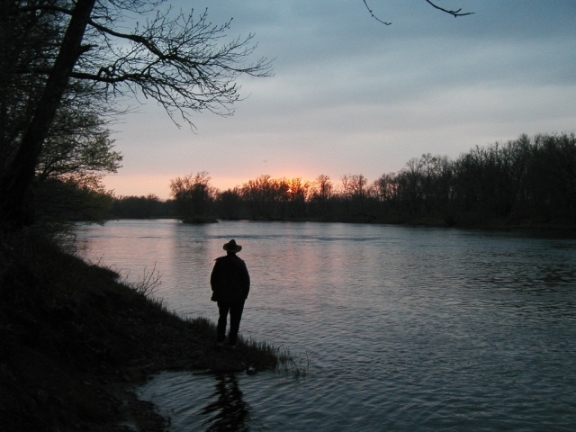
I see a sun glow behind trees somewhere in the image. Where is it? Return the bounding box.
[149,132,576,226]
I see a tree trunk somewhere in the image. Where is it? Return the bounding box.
[0,0,96,230]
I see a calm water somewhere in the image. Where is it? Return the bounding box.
[75,220,576,431]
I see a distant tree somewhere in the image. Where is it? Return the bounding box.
[451,141,528,222]
[373,173,397,203]
[395,159,426,217]
[307,175,332,220]
[241,175,279,220]
[170,172,217,222]
[237,175,310,220]
[523,133,576,223]
[284,178,311,219]
[337,174,370,220]
[372,173,399,218]
[443,133,576,226]
[313,175,333,200]
[414,153,453,217]
[349,174,368,201]
[215,188,244,220]
[111,194,174,219]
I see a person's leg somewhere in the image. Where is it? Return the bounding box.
[217,302,231,343]
[227,301,245,346]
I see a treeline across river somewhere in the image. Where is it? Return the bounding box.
[110,132,576,229]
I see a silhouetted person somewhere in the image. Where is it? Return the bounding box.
[211,239,250,348]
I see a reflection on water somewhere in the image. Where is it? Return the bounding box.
[202,374,250,432]
[137,371,263,432]
[77,220,576,431]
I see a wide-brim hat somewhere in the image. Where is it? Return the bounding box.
[223,239,242,252]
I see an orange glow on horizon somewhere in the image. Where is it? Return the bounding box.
[102,172,327,200]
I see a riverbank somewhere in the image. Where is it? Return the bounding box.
[0,229,279,431]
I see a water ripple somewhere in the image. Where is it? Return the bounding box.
[78,221,576,431]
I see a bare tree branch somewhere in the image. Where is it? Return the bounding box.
[362,0,391,25]
[363,0,474,25]
[424,0,474,18]
[76,8,273,127]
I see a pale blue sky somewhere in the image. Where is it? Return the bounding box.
[102,1,576,199]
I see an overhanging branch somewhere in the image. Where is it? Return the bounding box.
[424,0,474,17]
[362,0,391,25]
[364,0,474,25]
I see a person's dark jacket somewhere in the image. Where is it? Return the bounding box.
[210,255,250,303]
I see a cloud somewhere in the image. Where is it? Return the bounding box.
[103,0,576,198]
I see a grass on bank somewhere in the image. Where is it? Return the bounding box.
[0,225,291,432]
[241,335,310,377]
[122,260,308,376]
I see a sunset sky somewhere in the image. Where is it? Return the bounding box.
[101,0,576,200]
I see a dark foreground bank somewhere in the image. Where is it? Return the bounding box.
[0,229,279,432]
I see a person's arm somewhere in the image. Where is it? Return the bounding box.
[210,260,222,299]
[240,261,250,299]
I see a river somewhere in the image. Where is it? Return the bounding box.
[75,220,576,431]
